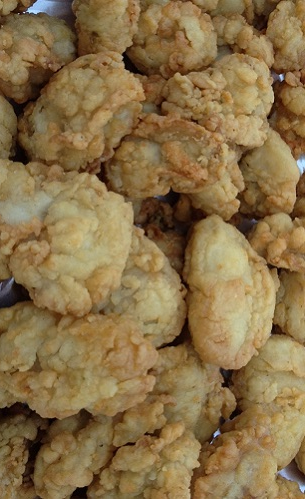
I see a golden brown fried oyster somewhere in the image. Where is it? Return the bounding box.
[72,0,140,55]
[17,52,145,172]
[96,227,186,348]
[127,1,217,78]
[161,53,274,150]
[87,421,200,499]
[0,94,17,159]
[0,0,36,15]
[0,12,76,104]
[248,213,305,271]
[0,161,134,316]
[0,302,158,419]
[183,214,278,369]
[34,411,114,499]
[239,127,300,217]
[274,270,305,344]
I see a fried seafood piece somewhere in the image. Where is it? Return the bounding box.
[161,53,274,150]
[87,422,200,499]
[192,405,305,498]
[95,227,186,347]
[0,12,76,104]
[0,94,17,159]
[127,1,217,78]
[0,410,47,499]
[266,0,305,73]
[34,411,114,499]
[72,0,140,55]
[150,342,236,443]
[294,171,305,217]
[183,214,278,369]
[212,14,274,67]
[248,213,305,272]
[105,112,244,221]
[0,164,133,317]
[0,302,158,419]
[239,127,300,217]
[134,74,167,114]
[274,270,305,344]
[0,0,36,15]
[17,52,144,173]
[270,71,305,159]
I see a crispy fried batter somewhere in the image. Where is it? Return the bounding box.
[127,1,217,78]
[183,214,278,369]
[34,411,114,499]
[248,213,305,271]
[0,302,158,419]
[17,52,144,172]
[95,226,186,347]
[274,270,305,343]
[72,0,140,55]
[0,12,76,104]
[161,53,274,150]
[87,422,200,499]
[239,127,300,217]
[2,168,134,317]
[0,95,17,159]
[0,0,35,15]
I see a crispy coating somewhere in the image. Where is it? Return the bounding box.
[95,227,186,347]
[270,71,305,159]
[135,74,167,114]
[150,342,236,443]
[0,0,35,15]
[161,53,274,150]
[17,52,144,172]
[183,214,278,369]
[127,1,217,78]
[1,168,134,316]
[248,213,305,271]
[239,127,300,217]
[0,251,10,280]
[72,0,140,55]
[0,12,76,104]
[0,95,17,159]
[295,438,305,478]
[266,0,305,73]
[34,411,114,499]
[274,270,305,344]
[212,14,274,67]
[294,171,305,217]
[105,112,243,220]
[87,422,200,499]
[0,302,158,419]
[0,411,46,499]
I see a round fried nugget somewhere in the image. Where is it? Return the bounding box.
[127,1,217,78]
[0,12,76,104]
[274,270,305,344]
[183,214,278,369]
[161,53,274,150]
[96,226,186,348]
[3,169,133,317]
[72,0,140,55]
[0,302,158,419]
[17,52,145,172]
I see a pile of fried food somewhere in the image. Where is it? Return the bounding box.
[3,0,305,497]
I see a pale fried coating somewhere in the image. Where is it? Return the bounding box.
[4,170,133,317]
[212,14,274,67]
[95,227,186,348]
[193,405,305,498]
[0,411,46,499]
[239,127,300,217]
[127,1,217,78]
[266,0,305,73]
[183,214,278,369]
[0,251,10,280]
[135,74,167,114]
[248,213,305,272]
[0,0,35,15]
[17,52,144,173]
[87,422,200,499]
[0,302,158,419]
[161,53,274,150]
[0,95,17,159]
[270,71,305,159]
[294,171,305,217]
[0,12,76,104]
[274,270,305,343]
[34,411,114,499]
[105,112,243,217]
[72,0,140,55]
[295,438,305,478]
[150,342,236,443]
